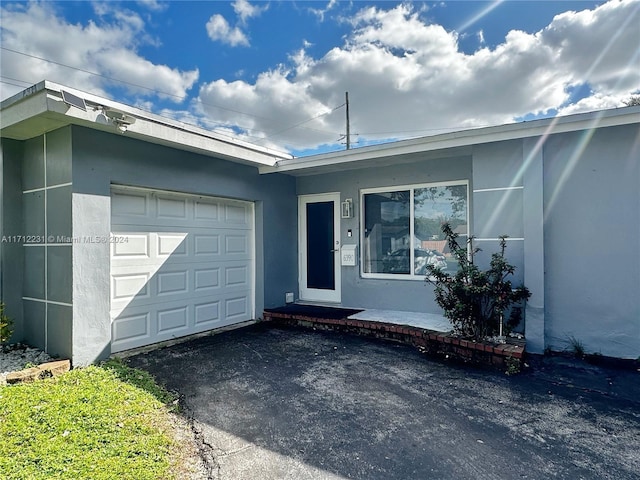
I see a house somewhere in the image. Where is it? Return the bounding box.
[1,81,639,365]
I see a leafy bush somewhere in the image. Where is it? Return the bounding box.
[0,302,14,346]
[425,223,530,341]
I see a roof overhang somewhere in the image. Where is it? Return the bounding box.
[0,81,292,168]
[260,106,640,176]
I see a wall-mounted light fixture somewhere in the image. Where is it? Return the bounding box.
[341,198,353,218]
[104,108,136,133]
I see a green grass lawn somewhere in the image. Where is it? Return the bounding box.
[0,359,186,480]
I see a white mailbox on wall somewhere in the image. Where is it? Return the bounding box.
[341,244,357,266]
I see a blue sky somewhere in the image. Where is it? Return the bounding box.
[1,1,638,156]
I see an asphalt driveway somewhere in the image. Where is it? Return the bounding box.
[127,323,640,480]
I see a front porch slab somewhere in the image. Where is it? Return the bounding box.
[348,309,452,332]
[263,304,525,373]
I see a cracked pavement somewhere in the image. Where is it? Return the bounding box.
[127,323,640,480]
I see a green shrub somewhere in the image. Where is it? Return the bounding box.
[425,223,531,341]
[0,302,14,345]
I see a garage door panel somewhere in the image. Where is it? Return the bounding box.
[112,191,252,228]
[157,305,189,334]
[112,288,251,350]
[112,312,151,348]
[110,232,252,263]
[225,234,249,255]
[194,267,220,291]
[194,301,220,326]
[112,272,151,301]
[194,234,220,255]
[111,262,250,300]
[225,296,251,322]
[224,203,252,226]
[114,286,251,311]
[113,286,252,312]
[111,260,253,290]
[112,191,150,218]
[112,234,150,258]
[157,270,189,296]
[111,262,248,305]
[224,265,250,288]
[157,234,188,256]
[156,195,188,220]
[111,187,254,353]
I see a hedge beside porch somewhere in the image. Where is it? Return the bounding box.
[263,310,525,372]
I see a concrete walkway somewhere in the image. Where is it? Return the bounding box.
[348,309,452,332]
[128,323,640,480]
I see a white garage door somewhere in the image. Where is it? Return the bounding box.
[110,186,254,352]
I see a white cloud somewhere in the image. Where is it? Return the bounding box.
[0,2,197,102]
[197,0,640,152]
[556,92,626,116]
[206,14,249,47]
[136,0,168,12]
[233,0,267,24]
[206,1,264,47]
[310,0,338,22]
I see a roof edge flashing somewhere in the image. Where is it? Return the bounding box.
[263,106,640,174]
[1,81,292,167]
[0,81,48,110]
[41,82,292,162]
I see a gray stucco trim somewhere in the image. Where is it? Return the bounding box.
[541,124,639,359]
[71,192,111,365]
[0,139,26,342]
[0,132,74,357]
[522,137,546,354]
[69,126,297,365]
[297,156,472,313]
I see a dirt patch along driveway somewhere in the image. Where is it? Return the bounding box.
[127,324,640,480]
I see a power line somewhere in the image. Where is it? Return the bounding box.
[1,47,344,142]
[0,46,276,121]
[0,77,32,89]
[2,47,187,100]
[355,125,494,136]
[0,76,338,154]
[1,48,495,146]
[258,102,346,141]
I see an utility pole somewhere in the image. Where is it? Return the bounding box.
[345,91,351,150]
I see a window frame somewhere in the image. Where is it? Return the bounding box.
[359,180,470,280]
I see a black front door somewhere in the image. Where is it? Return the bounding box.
[306,201,335,290]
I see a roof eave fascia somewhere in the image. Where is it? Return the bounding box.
[2,81,293,167]
[0,81,50,128]
[260,107,640,175]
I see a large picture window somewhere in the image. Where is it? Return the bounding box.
[361,181,468,279]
